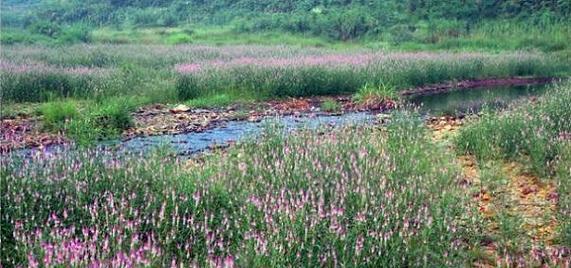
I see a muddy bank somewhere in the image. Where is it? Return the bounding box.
[1,116,67,153]
[125,96,394,138]
[401,77,555,96]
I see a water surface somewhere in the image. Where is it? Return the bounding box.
[409,84,548,115]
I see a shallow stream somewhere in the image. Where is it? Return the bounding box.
[13,83,549,157]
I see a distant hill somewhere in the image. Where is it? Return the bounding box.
[1,0,569,43]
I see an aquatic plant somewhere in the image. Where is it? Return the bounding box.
[353,82,397,104]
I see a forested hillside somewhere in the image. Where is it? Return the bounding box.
[1,0,570,46]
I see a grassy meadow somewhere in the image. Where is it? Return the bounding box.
[3,81,571,266]
[2,44,569,105]
[2,1,571,266]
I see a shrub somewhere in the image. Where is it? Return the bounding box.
[390,24,415,45]
[58,24,92,43]
[165,33,192,44]
[27,20,61,37]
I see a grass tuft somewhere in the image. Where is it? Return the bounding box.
[39,100,78,130]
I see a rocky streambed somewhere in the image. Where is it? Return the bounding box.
[1,79,552,156]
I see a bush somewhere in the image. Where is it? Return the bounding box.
[58,24,92,43]
[390,24,415,45]
[165,33,192,44]
[158,13,178,27]
[27,20,61,37]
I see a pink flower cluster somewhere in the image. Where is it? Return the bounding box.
[0,60,108,76]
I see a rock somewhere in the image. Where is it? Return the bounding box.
[170,104,191,114]
[247,116,261,122]
[521,186,536,196]
[193,109,210,114]
[177,114,189,120]
[377,114,391,120]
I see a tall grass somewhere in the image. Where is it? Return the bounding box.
[2,45,568,104]
[175,51,568,101]
[39,100,78,130]
[0,115,476,267]
[0,62,112,102]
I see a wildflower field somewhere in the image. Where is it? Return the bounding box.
[2,0,571,266]
[2,81,571,266]
[1,42,571,267]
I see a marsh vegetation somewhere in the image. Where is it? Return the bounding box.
[1,1,570,267]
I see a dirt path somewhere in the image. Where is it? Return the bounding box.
[427,117,565,267]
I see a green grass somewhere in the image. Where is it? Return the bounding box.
[91,27,191,44]
[456,81,571,176]
[185,93,256,108]
[175,51,568,102]
[3,43,568,105]
[555,143,571,246]
[1,68,111,103]
[189,26,338,47]
[39,100,78,130]
[352,82,398,104]
[320,98,341,112]
[87,21,571,53]
[90,26,338,47]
